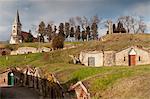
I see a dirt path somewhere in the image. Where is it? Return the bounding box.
[0,86,43,99]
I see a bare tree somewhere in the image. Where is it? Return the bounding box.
[76,16,82,26]
[48,21,54,26]
[118,15,147,34]
[82,16,90,30]
[31,24,38,36]
[136,16,147,33]
[103,20,109,28]
[90,15,100,25]
[103,19,111,34]
[76,16,90,31]
[69,17,76,27]
[118,16,132,33]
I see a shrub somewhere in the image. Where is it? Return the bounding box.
[52,35,64,50]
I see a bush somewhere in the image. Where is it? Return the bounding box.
[52,35,64,50]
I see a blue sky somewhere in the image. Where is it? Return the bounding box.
[0,0,150,41]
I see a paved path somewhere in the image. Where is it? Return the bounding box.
[0,86,43,99]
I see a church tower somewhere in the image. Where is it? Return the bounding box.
[10,10,22,44]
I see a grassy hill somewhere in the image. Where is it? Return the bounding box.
[0,33,150,98]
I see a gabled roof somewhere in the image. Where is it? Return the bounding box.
[129,48,137,55]
[116,46,150,53]
[69,81,89,95]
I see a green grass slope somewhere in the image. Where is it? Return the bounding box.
[0,34,150,98]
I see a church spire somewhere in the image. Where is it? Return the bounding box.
[14,10,21,25]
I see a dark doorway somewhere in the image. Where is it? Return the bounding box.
[129,55,136,66]
[88,57,95,66]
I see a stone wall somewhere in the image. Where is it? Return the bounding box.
[10,47,51,55]
[17,47,37,54]
[10,67,64,98]
[104,51,116,66]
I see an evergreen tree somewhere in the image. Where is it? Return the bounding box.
[75,25,81,40]
[26,33,33,42]
[65,22,70,38]
[38,21,46,42]
[81,31,87,41]
[46,24,53,42]
[86,26,91,40]
[58,23,65,38]
[91,23,98,40]
[70,27,75,37]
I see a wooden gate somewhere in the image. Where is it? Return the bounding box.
[88,57,95,66]
[129,55,136,66]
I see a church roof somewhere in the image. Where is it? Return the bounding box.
[21,31,38,42]
[21,31,31,38]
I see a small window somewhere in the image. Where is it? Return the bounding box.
[124,57,126,61]
[139,56,141,61]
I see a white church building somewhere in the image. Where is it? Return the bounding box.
[9,10,22,44]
